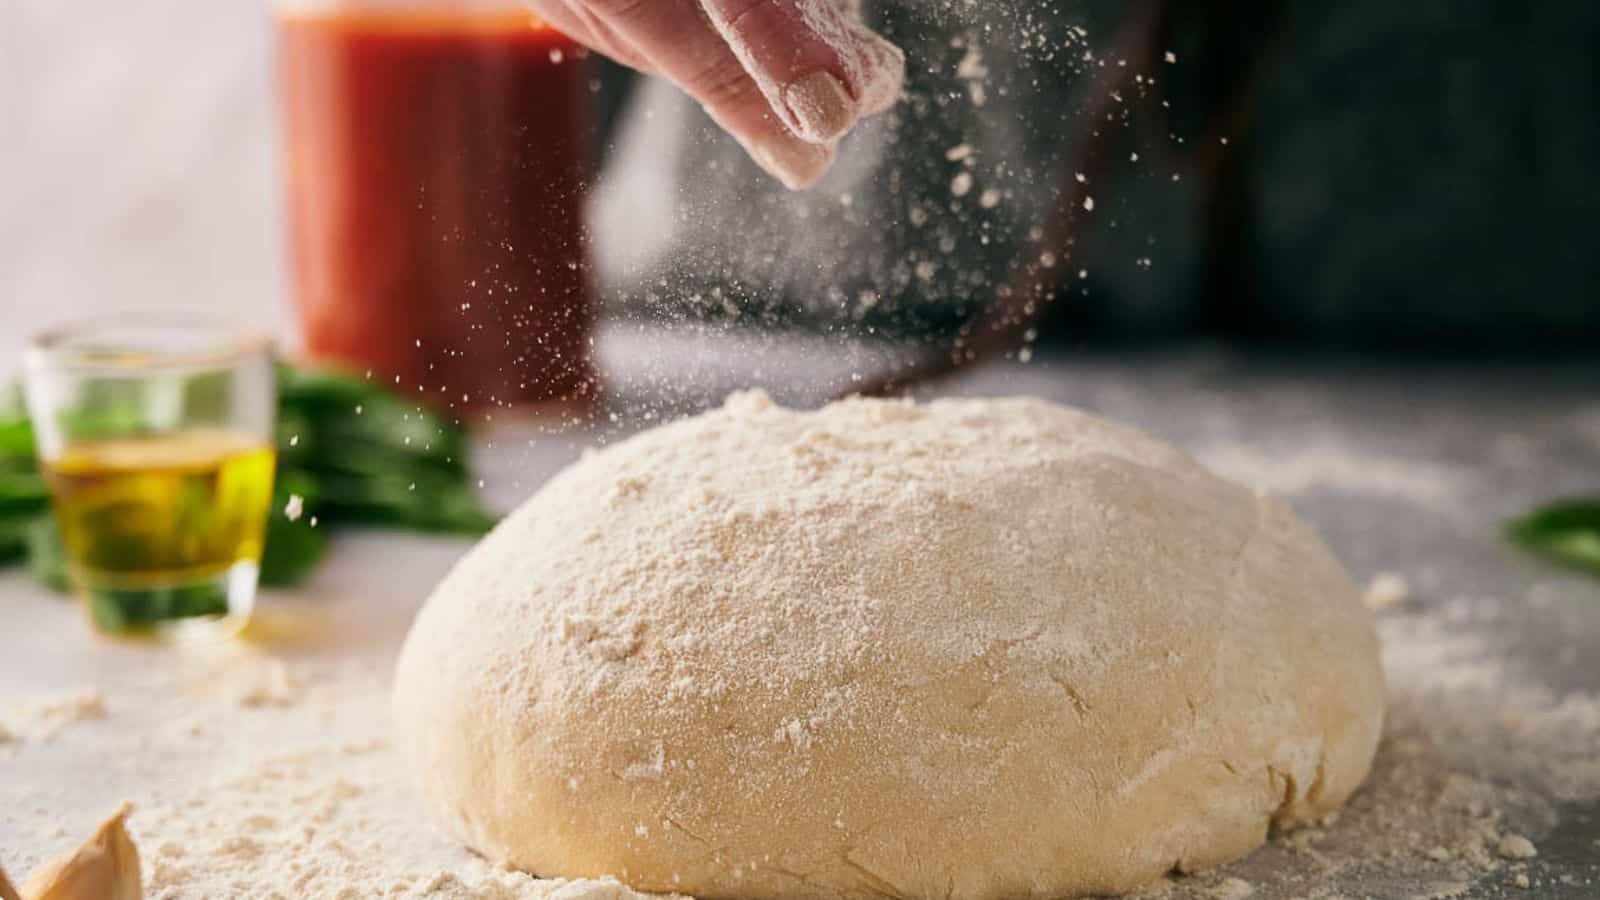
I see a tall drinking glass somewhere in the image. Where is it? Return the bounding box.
[277,1,598,414]
[22,316,277,640]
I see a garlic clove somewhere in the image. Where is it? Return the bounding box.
[0,862,22,900]
[20,803,141,900]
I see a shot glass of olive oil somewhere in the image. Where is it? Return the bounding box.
[23,316,276,640]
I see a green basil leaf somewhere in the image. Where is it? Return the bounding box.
[0,470,49,513]
[276,363,381,410]
[26,515,70,592]
[0,417,37,463]
[1507,499,1600,575]
[305,469,495,535]
[260,512,329,588]
[0,515,34,564]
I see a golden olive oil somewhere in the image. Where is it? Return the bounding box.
[44,428,275,632]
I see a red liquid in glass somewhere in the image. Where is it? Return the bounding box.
[280,10,596,413]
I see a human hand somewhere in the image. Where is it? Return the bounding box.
[530,0,905,189]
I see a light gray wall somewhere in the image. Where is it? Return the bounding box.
[3,2,292,363]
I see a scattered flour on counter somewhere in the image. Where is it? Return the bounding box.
[137,741,682,899]
[228,659,308,709]
[1140,592,1600,899]
[0,653,682,899]
[6,687,106,742]
[1205,876,1254,898]
[1193,444,1469,507]
[101,590,1598,900]
[1362,572,1411,611]
[6,591,1598,898]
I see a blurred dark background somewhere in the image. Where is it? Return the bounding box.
[588,0,1600,355]
[4,0,1595,366]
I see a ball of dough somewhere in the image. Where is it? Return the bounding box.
[394,392,1384,900]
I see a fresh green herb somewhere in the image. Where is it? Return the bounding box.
[0,417,36,460]
[0,364,498,594]
[0,470,48,515]
[1507,499,1600,576]
[88,581,230,632]
[0,410,51,569]
[0,515,36,565]
[25,514,69,591]
[259,468,328,587]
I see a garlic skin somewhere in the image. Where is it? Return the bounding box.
[0,862,22,900]
[20,804,141,900]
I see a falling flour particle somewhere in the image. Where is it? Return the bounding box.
[283,494,304,522]
[955,42,988,106]
[950,172,974,197]
[1083,196,1095,211]
[945,144,974,162]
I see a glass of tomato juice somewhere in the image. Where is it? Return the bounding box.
[276,2,598,414]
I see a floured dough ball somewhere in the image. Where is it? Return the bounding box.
[394,392,1385,900]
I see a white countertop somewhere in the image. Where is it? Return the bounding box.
[3,329,1598,898]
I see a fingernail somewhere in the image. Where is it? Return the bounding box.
[748,135,838,191]
[783,71,858,144]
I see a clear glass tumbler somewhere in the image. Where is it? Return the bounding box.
[22,315,277,640]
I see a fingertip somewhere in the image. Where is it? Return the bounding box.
[855,32,906,115]
[747,134,838,190]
